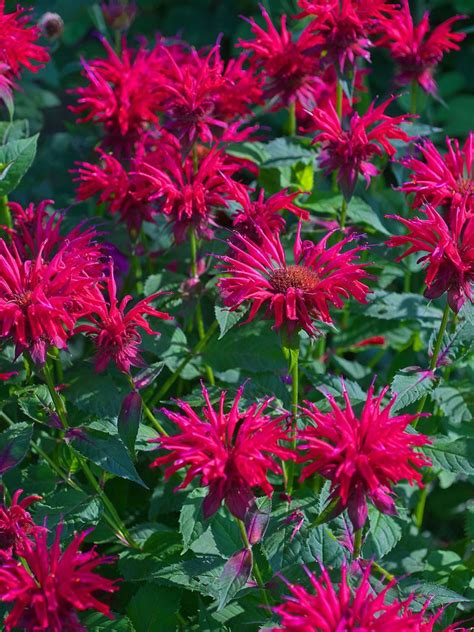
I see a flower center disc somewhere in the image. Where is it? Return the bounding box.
[270,265,319,292]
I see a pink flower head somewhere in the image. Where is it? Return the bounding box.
[0,0,49,79]
[71,39,161,153]
[0,63,14,105]
[310,96,413,200]
[150,383,294,520]
[0,525,118,632]
[74,149,154,233]
[0,490,42,556]
[0,229,102,364]
[272,564,443,631]
[378,0,466,96]
[158,44,261,150]
[226,179,309,239]
[387,201,474,312]
[216,225,371,338]
[298,383,431,530]
[400,133,474,214]
[76,262,172,374]
[7,200,102,266]
[297,0,377,73]
[138,140,238,242]
[238,6,323,110]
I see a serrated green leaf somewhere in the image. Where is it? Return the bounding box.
[423,437,474,475]
[363,509,403,559]
[179,488,207,552]
[72,431,147,488]
[432,385,472,424]
[391,370,434,412]
[217,548,252,610]
[0,423,32,475]
[0,135,38,196]
[215,305,246,339]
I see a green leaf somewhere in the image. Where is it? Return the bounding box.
[179,488,207,552]
[0,135,38,196]
[0,423,32,475]
[81,612,135,631]
[306,527,345,568]
[127,585,181,632]
[72,430,147,487]
[18,385,53,422]
[35,489,102,536]
[363,509,403,559]
[217,548,252,610]
[423,437,474,475]
[118,392,142,456]
[390,369,434,412]
[215,305,246,339]
[67,371,126,418]
[432,385,472,424]
[0,120,29,143]
[357,291,443,325]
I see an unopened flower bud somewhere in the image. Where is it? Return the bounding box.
[102,0,137,31]
[38,12,64,40]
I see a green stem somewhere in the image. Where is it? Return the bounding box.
[0,195,12,230]
[149,320,218,406]
[353,528,363,558]
[340,197,348,230]
[403,269,411,293]
[236,519,271,609]
[336,80,343,120]
[410,80,418,115]
[189,228,215,386]
[287,101,296,136]
[142,397,168,436]
[371,561,395,582]
[415,485,428,529]
[414,302,451,421]
[285,345,300,496]
[43,359,139,548]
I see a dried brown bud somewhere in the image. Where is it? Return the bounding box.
[38,12,64,40]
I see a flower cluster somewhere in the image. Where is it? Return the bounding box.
[272,564,444,631]
[216,224,371,338]
[299,383,431,529]
[0,0,49,99]
[387,200,474,312]
[0,523,118,632]
[150,383,293,520]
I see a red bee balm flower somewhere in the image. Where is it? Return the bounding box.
[76,263,172,374]
[272,564,443,631]
[216,225,371,337]
[138,141,238,242]
[387,201,474,312]
[0,490,42,556]
[226,179,309,238]
[298,384,431,530]
[310,97,413,200]
[296,0,382,73]
[71,39,162,152]
[0,0,49,79]
[400,133,474,214]
[378,0,465,96]
[74,149,154,233]
[238,6,323,110]
[150,384,294,520]
[0,526,118,632]
[0,232,102,365]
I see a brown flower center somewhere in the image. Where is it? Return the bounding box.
[269,265,319,293]
[10,291,32,309]
[458,178,474,195]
